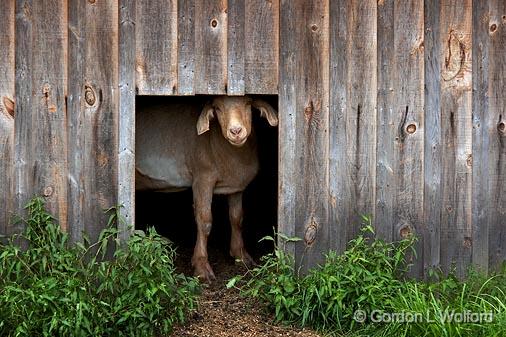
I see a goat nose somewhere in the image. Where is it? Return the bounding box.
[230,126,243,136]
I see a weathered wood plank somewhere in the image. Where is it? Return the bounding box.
[194,0,227,94]
[227,0,245,95]
[328,0,347,255]
[278,0,297,259]
[67,0,85,242]
[177,0,195,95]
[329,0,377,250]
[136,0,177,95]
[280,0,329,271]
[485,0,506,270]
[375,0,395,244]
[15,0,68,232]
[376,0,425,277]
[67,0,118,242]
[118,0,136,240]
[423,0,442,274]
[244,0,279,94]
[0,0,15,238]
[438,0,473,277]
[471,0,490,273]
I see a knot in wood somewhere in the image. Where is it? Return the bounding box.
[498,121,506,134]
[43,186,53,197]
[466,154,473,167]
[2,96,15,118]
[406,123,417,134]
[442,30,466,82]
[463,237,472,248]
[304,102,314,122]
[399,224,413,239]
[311,24,318,32]
[490,23,497,33]
[210,18,218,28]
[42,83,51,95]
[304,220,318,246]
[84,85,96,106]
[88,0,95,3]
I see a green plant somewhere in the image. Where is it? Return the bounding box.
[229,217,416,332]
[0,197,200,337]
[231,216,506,337]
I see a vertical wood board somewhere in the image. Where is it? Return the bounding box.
[14,0,68,232]
[329,0,377,249]
[194,0,227,94]
[439,0,473,277]
[471,0,490,273]
[118,0,136,240]
[136,0,177,95]
[280,0,330,270]
[0,0,15,237]
[68,0,119,242]
[177,0,195,95]
[376,0,425,277]
[244,0,279,94]
[424,0,443,272]
[227,0,245,95]
[484,0,506,270]
[278,0,297,258]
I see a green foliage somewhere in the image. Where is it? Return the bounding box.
[230,216,506,337]
[0,197,200,337]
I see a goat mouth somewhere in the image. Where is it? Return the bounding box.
[228,138,247,146]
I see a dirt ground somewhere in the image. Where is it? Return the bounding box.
[170,247,322,337]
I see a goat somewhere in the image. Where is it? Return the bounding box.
[135,96,278,281]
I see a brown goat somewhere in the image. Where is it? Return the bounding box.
[135,96,278,281]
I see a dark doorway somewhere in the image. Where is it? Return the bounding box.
[135,95,278,271]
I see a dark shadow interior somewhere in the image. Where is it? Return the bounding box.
[135,95,278,267]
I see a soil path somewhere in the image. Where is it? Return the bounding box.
[171,247,322,337]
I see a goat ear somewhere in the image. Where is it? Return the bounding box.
[197,103,214,135]
[252,99,278,127]
[3,96,15,118]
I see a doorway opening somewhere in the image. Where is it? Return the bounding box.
[135,95,278,274]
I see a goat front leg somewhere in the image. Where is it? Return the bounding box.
[228,192,255,267]
[191,180,216,282]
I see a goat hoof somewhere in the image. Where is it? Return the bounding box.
[231,250,256,268]
[193,259,216,283]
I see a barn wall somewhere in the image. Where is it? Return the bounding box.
[278,0,505,277]
[6,0,119,243]
[0,0,505,276]
[134,0,279,95]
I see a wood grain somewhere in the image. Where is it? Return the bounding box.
[328,0,348,255]
[278,0,297,259]
[244,0,279,94]
[329,0,377,251]
[227,0,245,95]
[15,0,68,232]
[136,0,177,95]
[177,0,195,95]
[118,0,136,240]
[280,0,330,271]
[439,0,473,277]
[195,0,227,94]
[471,0,489,273]
[67,0,118,242]
[424,0,442,274]
[0,0,15,238]
[483,0,506,270]
[376,0,425,277]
